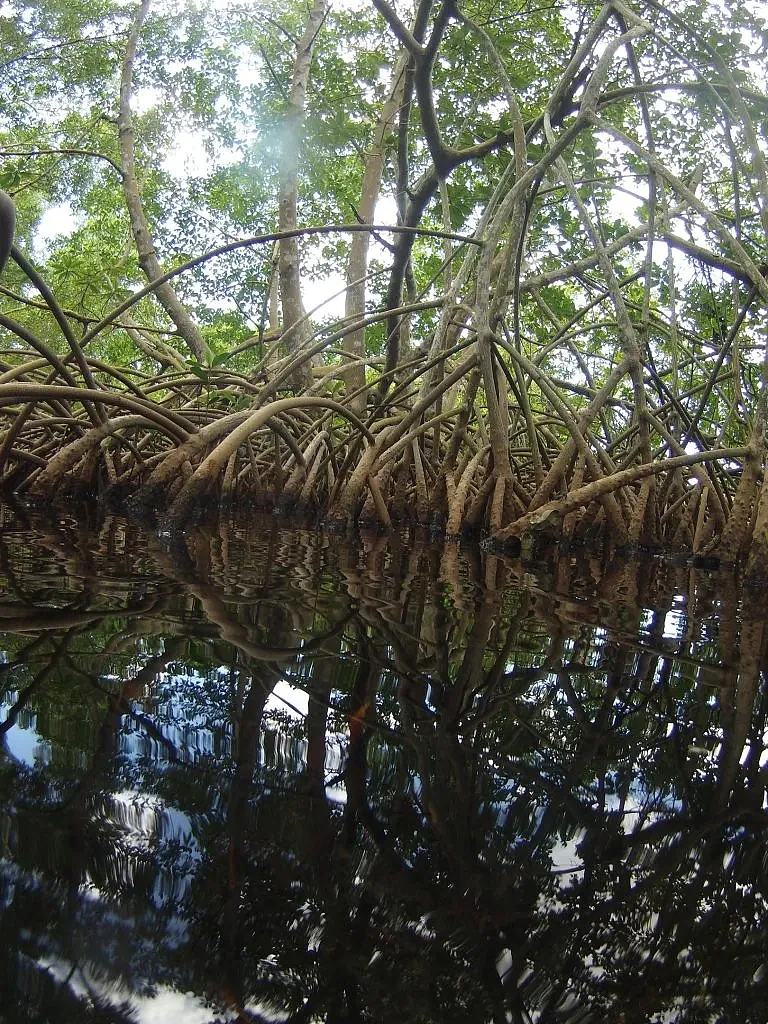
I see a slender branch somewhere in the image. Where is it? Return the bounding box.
[80,223,480,345]
[0,147,124,177]
[370,0,426,55]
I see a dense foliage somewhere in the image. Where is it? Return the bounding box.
[1,0,768,565]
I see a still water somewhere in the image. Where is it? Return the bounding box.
[0,503,766,1023]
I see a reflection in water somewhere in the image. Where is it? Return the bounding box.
[0,504,767,1023]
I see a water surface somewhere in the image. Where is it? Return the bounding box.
[1,505,766,1023]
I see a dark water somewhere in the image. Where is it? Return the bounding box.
[0,504,766,1024]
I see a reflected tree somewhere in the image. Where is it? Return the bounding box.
[0,508,766,1021]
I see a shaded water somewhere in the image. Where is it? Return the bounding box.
[0,504,767,1024]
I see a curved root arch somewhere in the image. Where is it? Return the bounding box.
[164,397,374,525]
[0,384,194,439]
[29,414,187,495]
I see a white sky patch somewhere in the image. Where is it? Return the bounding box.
[304,273,347,321]
[121,989,215,1024]
[133,85,163,115]
[41,959,219,1024]
[111,790,200,851]
[162,127,215,179]
[34,202,79,255]
[306,193,400,316]
[662,607,687,640]
[0,692,53,766]
[265,678,310,717]
[1,720,52,767]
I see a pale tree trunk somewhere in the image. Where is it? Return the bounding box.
[342,52,408,414]
[119,0,210,365]
[742,337,768,574]
[716,615,765,811]
[717,408,764,563]
[278,0,327,392]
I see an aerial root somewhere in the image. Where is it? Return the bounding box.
[28,414,175,496]
[0,364,763,570]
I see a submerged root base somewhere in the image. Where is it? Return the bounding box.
[0,401,757,568]
[6,477,727,570]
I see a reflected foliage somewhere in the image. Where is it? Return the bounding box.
[0,503,767,1023]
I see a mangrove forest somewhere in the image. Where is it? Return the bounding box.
[1,0,768,567]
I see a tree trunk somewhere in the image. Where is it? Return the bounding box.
[342,53,408,414]
[278,0,327,392]
[118,0,210,365]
